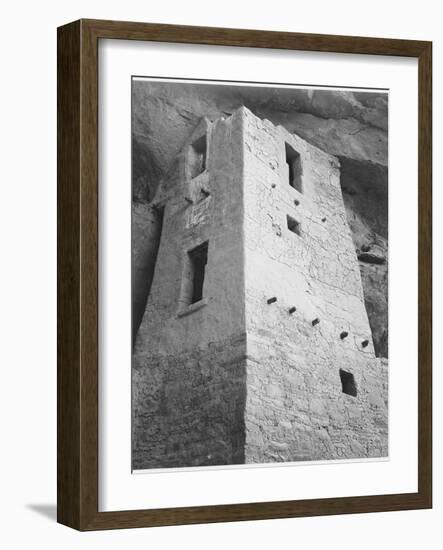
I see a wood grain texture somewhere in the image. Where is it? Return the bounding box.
[417,41,432,506]
[57,20,81,528]
[57,19,432,531]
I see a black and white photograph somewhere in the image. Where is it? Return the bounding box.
[131,78,389,471]
[1,0,437,542]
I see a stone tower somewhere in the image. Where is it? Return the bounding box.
[132,106,388,470]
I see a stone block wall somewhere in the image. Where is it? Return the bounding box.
[241,108,388,461]
[133,334,247,469]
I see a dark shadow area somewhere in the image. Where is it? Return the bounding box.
[26,503,57,522]
[132,136,162,202]
[339,157,388,358]
[132,202,165,346]
[339,157,388,239]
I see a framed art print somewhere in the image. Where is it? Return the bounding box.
[57,19,432,530]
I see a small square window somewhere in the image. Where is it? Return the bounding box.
[339,369,357,397]
[287,215,301,236]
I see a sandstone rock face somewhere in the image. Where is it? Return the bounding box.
[132,81,388,357]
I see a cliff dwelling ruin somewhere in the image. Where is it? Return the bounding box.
[132,100,388,470]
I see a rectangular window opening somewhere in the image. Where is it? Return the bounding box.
[189,135,207,179]
[188,242,208,304]
[287,215,301,236]
[339,369,357,397]
[285,142,303,192]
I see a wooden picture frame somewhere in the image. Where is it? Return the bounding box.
[57,19,432,530]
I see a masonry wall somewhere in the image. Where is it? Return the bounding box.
[241,109,388,462]
[132,334,247,469]
[132,111,248,469]
[132,107,388,470]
